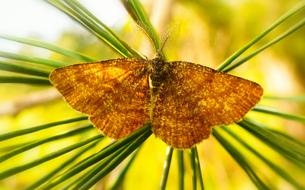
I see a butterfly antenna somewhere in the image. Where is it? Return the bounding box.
[156,34,170,59]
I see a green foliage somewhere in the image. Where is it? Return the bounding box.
[0,0,305,189]
[253,105,305,123]
[121,0,161,52]
[0,35,95,62]
[213,128,272,190]
[0,76,50,85]
[160,147,173,190]
[217,1,305,71]
[223,126,304,189]
[46,0,142,58]
[0,135,102,180]
[0,50,67,68]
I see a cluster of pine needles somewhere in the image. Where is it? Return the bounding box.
[0,0,305,189]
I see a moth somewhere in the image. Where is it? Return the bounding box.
[50,57,263,148]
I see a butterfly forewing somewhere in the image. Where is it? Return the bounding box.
[152,61,263,148]
[50,59,150,139]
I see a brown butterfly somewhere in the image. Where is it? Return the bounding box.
[49,57,263,149]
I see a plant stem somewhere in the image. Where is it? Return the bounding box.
[160,146,174,190]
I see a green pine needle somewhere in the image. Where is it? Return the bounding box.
[189,148,197,190]
[194,147,204,190]
[72,144,128,189]
[160,146,174,190]
[110,150,139,190]
[253,105,305,123]
[0,50,67,67]
[217,1,305,71]
[0,76,50,85]
[223,17,305,72]
[213,128,272,190]
[223,127,304,189]
[43,124,151,189]
[177,150,185,190]
[24,141,99,190]
[0,116,88,141]
[239,119,305,167]
[263,95,305,102]
[45,0,142,58]
[0,125,93,163]
[0,34,96,62]
[122,0,161,52]
[0,60,50,77]
[0,135,102,180]
[78,129,151,190]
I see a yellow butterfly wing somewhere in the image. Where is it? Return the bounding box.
[49,58,150,139]
[152,62,263,148]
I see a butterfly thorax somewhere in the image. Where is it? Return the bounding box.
[146,57,171,120]
[148,57,171,95]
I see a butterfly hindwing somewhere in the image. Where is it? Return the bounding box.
[49,58,150,139]
[152,61,263,148]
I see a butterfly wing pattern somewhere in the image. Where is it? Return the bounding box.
[152,62,263,148]
[50,59,263,149]
[49,59,150,139]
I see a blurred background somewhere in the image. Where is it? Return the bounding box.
[0,0,304,189]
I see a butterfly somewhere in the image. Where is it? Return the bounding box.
[49,57,263,149]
